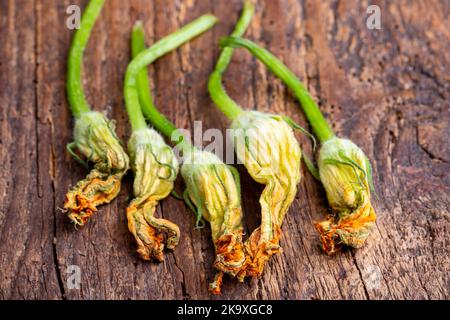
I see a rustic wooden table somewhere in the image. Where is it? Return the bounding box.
[0,0,448,300]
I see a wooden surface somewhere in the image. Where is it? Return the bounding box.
[0,0,449,300]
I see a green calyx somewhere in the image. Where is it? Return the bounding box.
[318,137,371,214]
[128,128,179,195]
[72,111,129,173]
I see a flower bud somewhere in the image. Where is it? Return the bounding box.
[316,137,376,254]
[181,149,245,293]
[64,111,129,226]
[230,111,301,278]
[126,128,180,262]
[73,111,129,172]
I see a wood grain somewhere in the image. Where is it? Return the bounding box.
[0,0,448,299]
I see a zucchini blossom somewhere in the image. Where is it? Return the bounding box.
[230,111,301,278]
[125,13,246,280]
[181,149,245,293]
[64,0,129,227]
[126,128,179,261]
[123,18,217,261]
[208,1,302,279]
[220,37,377,255]
[316,137,376,253]
[125,14,246,293]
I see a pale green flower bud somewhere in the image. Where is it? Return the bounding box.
[126,128,180,262]
[73,111,129,172]
[181,149,245,288]
[316,137,376,254]
[230,110,301,278]
[64,111,129,227]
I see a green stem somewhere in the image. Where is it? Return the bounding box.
[126,14,217,149]
[129,21,153,131]
[220,37,335,143]
[66,0,105,118]
[131,22,193,154]
[207,1,255,121]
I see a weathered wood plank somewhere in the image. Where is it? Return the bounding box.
[0,0,448,300]
[0,0,61,299]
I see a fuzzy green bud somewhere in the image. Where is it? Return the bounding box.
[73,111,129,172]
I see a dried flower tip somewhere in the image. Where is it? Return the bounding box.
[315,137,376,254]
[208,272,224,295]
[64,111,129,226]
[65,170,122,227]
[230,111,301,278]
[127,128,180,261]
[214,230,246,276]
[237,226,282,281]
[181,149,246,280]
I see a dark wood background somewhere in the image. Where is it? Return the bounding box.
[0,0,448,300]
